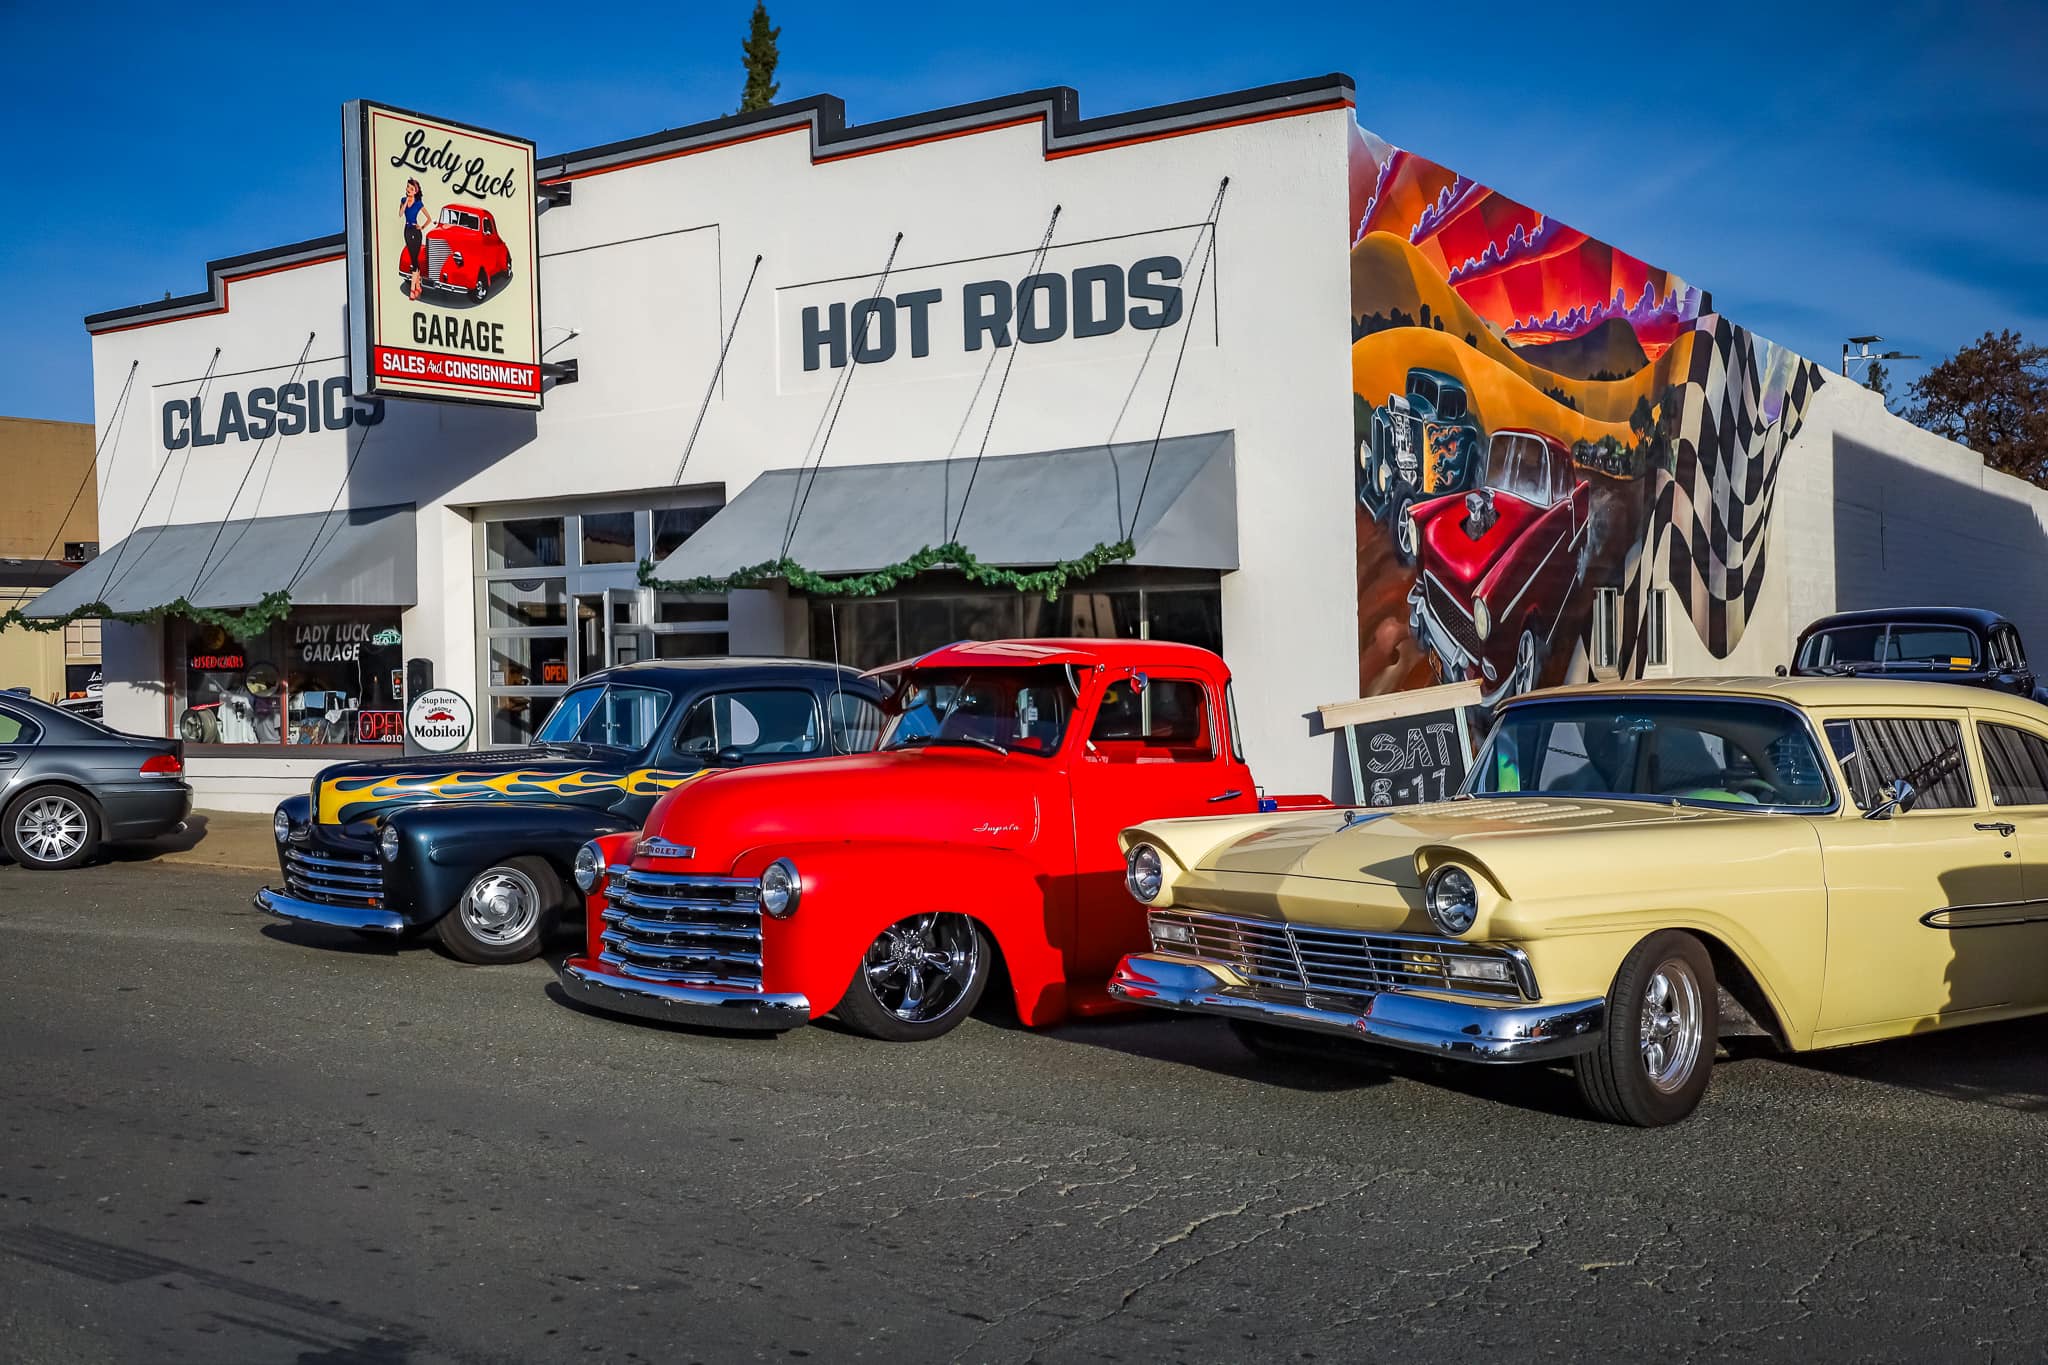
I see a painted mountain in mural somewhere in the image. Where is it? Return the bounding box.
[1510,318,1651,382]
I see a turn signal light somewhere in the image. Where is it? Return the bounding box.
[139,754,183,776]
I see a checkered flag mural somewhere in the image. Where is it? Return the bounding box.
[1618,316,1828,673]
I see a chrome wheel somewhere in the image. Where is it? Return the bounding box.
[459,866,542,947]
[1639,958,1704,1093]
[15,795,87,864]
[862,913,981,1024]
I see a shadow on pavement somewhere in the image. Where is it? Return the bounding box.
[1780,1013,2048,1114]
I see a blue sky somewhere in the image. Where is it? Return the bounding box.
[3,0,2043,422]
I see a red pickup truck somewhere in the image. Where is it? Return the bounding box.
[556,639,1328,1041]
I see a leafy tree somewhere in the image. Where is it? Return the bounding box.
[738,2,781,114]
[1906,330,2048,488]
[1864,357,1892,408]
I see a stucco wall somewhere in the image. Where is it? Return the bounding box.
[88,89,1357,801]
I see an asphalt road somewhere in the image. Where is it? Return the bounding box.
[4,861,2047,1364]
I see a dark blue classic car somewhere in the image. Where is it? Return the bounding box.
[257,658,888,963]
[1788,607,2048,704]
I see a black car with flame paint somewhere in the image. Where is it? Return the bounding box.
[257,659,888,963]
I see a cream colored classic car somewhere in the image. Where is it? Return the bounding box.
[1109,677,2048,1125]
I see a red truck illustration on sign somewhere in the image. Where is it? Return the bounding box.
[557,639,1330,1041]
[399,205,514,303]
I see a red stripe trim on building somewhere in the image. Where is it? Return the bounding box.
[92,252,347,336]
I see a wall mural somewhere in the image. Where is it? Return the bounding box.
[1348,122,1829,705]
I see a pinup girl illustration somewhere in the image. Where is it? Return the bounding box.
[401,179,432,301]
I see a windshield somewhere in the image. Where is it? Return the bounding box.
[1467,697,1833,808]
[535,684,672,749]
[1409,374,1439,410]
[1797,624,1980,671]
[881,666,1073,757]
[1484,434,1553,504]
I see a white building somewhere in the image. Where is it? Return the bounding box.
[38,74,2048,810]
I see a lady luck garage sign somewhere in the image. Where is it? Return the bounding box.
[343,101,543,410]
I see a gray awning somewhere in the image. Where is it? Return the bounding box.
[655,432,1236,582]
[25,503,416,618]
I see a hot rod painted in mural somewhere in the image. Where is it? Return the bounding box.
[258,659,887,964]
[400,204,513,302]
[1358,367,1485,562]
[557,639,1332,1041]
[1113,676,2048,1125]
[1407,428,1590,706]
[1789,607,2048,704]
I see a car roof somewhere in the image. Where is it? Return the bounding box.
[581,657,874,689]
[1519,674,2048,719]
[1798,606,2012,635]
[869,638,1227,675]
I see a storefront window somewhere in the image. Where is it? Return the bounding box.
[478,500,726,747]
[175,609,404,746]
[488,580,567,629]
[807,581,1221,667]
[653,506,719,560]
[486,517,564,570]
[580,513,637,565]
[490,695,553,746]
[489,634,570,689]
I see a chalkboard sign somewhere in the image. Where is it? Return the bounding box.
[1318,682,1484,808]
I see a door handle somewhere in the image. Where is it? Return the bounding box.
[1976,822,2017,837]
[1208,789,1244,803]
[0,753,19,767]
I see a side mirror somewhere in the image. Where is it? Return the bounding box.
[1865,777,1918,820]
[1774,664,1789,677]
[1127,671,1148,694]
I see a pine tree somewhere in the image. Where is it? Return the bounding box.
[1864,357,1892,408]
[738,2,781,114]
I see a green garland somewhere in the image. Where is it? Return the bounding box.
[0,590,296,638]
[638,538,1136,602]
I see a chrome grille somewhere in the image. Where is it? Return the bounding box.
[1149,908,1530,1002]
[1422,573,1483,658]
[599,868,763,989]
[426,238,451,281]
[284,846,384,907]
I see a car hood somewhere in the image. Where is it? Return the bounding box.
[1161,797,1733,889]
[634,747,1045,873]
[314,747,702,826]
[1415,493,1541,597]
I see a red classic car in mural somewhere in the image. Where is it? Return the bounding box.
[399,204,513,302]
[1407,428,1591,706]
[1358,367,1486,563]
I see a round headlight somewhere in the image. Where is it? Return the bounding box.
[573,842,603,894]
[379,822,401,864]
[1425,865,1479,936]
[759,858,802,919]
[272,808,292,844]
[1126,843,1165,904]
[1472,596,1493,641]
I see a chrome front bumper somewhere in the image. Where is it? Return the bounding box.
[255,886,406,935]
[1110,953,1603,1063]
[557,959,810,1032]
